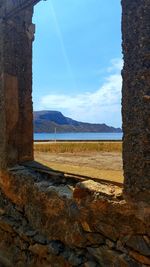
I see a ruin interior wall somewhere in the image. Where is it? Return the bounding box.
[0,2,34,168]
[122,0,150,203]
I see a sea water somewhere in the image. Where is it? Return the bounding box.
[34,132,123,141]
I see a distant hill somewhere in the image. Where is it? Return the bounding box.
[34,111,122,133]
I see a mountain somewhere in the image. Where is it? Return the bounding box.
[33,111,122,133]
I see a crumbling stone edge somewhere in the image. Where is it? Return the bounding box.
[0,167,149,267]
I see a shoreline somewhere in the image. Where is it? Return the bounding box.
[34,139,122,143]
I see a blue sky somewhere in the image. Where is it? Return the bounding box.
[33,0,122,127]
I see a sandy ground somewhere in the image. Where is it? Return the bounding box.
[35,151,123,183]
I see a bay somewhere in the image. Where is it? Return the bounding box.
[34,132,123,141]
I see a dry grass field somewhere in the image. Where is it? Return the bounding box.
[34,141,122,153]
[34,142,123,183]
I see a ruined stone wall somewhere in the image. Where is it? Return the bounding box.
[0,19,6,169]
[122,0,150,202]
[0,2,34,168]
[0,168,149,267]
[0,0,150,266]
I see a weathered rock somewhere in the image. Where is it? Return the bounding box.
[66,252,84,266]
[48,241,64,256]
[0,168,149,266]
[74,180,122,200]
[126,235,150,256]
[116,240,127,253]
[84,261,98,267]
[122,0,150,202]
[85,233,105,245]
[33,233,48,245]
[81,221,93,233]
[129,250,150,266]
[143,236,150,247]
[0,216,15,233]
[105,239,115,249]
[29,243,49,257]
[87,246,141,267]
[46,185,73,199]
[0,1,34,168]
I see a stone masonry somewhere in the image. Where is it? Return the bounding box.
[0,168,149,267]
[0,0,149,266]
[122,0,150,202]
[0,0,35,168]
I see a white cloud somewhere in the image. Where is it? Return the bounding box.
[39,58,123,127]
[107,58,123,73]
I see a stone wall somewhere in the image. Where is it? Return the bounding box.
[0,0,150,266]
[0,167,149,267]
[0,1,34,168]
[122,0,150,202]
